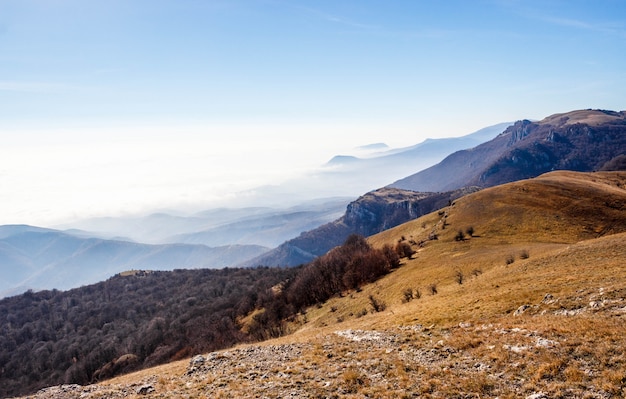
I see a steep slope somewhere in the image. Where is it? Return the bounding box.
[241,186,479,267]
[374,171,626,248]
[391,109,626,192]
[0,228,268,297]
[22,171,626,399]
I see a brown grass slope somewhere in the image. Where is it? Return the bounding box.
[23,171,626,399]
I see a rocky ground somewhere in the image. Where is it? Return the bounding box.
[19,284,626,399]
[22,315,625,398]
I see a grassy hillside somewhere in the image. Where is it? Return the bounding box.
[18,171,626,398]
[300,171,626,326]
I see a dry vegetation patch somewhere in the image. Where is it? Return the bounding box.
[18,172,626,399]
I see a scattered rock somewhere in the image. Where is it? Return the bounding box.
[535,337,559,348]
[541,293,555,304]
[473,362,489,371]
[136,384,155,395]
[335,329,385,342]
[190,354,205,367]
[36,385,82,397]
[554,308,586,316]
[15,321,616,399]
[503,344,528,353]
[186,354,208,375]
[514,304,531,316]
[589,300,603,308]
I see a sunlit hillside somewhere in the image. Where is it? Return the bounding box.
[20,170,626,399]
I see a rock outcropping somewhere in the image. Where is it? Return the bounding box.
[241,187,478,267]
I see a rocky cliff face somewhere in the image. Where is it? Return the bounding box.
[505,119,533,145]
[342,188,479,238]
[241,187,479,267]
[342,189,433,236]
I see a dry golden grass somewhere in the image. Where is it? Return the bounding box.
[539,109,625,127]
[71,171,626,398]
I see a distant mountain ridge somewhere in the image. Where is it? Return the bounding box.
[56,199,350,248]
[242,122,512,204]
[167,199,350,247]
[244,109,626,267]
[318,122,512,180]
[0,226,268,297]
[391,109,626,192]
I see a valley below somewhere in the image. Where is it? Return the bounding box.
[3,110,626,399]
[3,0,626,391]
[9,170,626,399]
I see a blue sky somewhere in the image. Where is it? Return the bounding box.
[1,0,625,225]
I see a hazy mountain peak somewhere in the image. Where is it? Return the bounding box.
[0,224,57,239]
[355,143,389,151]
[325,155,360,166]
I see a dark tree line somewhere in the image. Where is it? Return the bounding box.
[248,235,401,340]
[0,267,297,398]
[0,235,401,398]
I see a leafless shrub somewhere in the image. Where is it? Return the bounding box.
[342,368,367,393]
[402,288,414,303]
[505,254,515,265]
[520,249,530,259]
[369,295,386,312]
[455,270,464,285]
[429,283,438,295]
[395,242,415,259]
[381,244,401,268]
